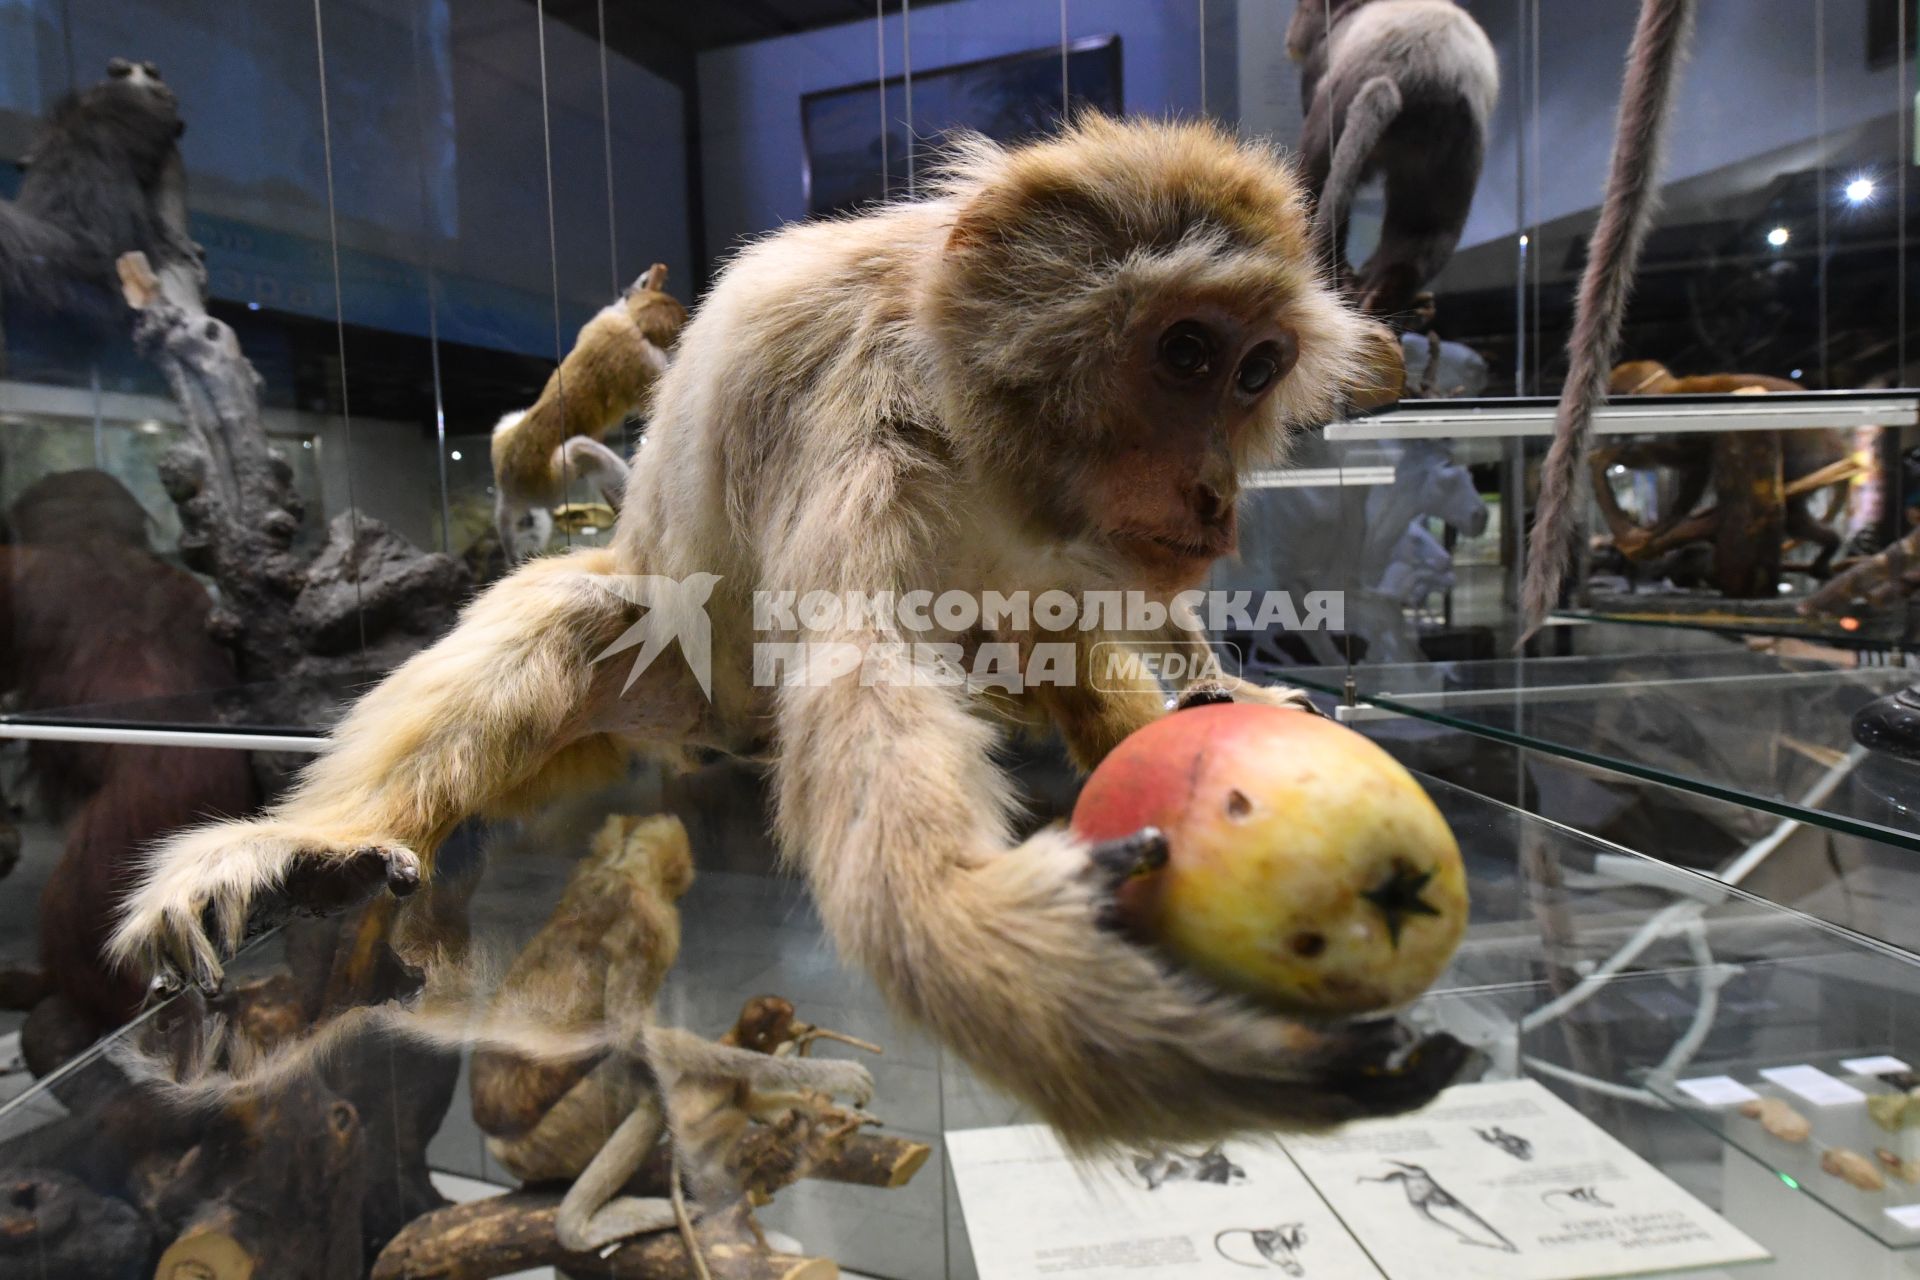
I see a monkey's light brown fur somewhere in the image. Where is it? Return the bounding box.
[114,116,1428,1147]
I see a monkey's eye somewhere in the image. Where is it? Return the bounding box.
[107,58,132,78]
[1236,333,1299,397]
[142,62,161,79]
[1158,323,1215,379]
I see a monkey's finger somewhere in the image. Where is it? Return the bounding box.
[1174,683,1235,711]
[157,906,225,994]
[279,844,421,916]
[1086,828,1170,893]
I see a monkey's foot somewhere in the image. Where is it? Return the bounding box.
[557,1196,684,1254]
[787,1056,877,1108]
[108,820,421,992]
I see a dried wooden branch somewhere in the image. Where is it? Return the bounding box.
[1802,525,1920,616]
[371,1196,835,1280]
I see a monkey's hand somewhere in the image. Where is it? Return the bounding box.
[110,819,422,992]
[887,826,1470,1147]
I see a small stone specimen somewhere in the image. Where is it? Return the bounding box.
[1875,1148,1920,1184]
[1822,1147,1887,1192]
[1740,1097,1811,1143]
[1869,1089,1920,1132]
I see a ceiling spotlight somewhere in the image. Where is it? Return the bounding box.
[1766,226,1791,248]
[1846,175,1876,205]
[450,449,463,461]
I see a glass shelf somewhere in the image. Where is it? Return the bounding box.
[1327,391,1920,441]
[9,763,1920,1276]
[1559,604,1920,651]
[0,674,378,742]
[1647,1050,1920,1249]
[1271,651,1920,854]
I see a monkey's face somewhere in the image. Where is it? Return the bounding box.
[1092,296,1300,583]
[924,117,1399,587]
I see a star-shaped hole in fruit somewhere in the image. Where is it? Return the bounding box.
[1363,858,1442,948]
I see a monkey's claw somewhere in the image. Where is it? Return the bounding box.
[1176,680,1328,719]
[1086,828,1170,930]
[1332,1028,1477,1117]
[1088,829,1170,888]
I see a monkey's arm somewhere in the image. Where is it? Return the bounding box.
[110,549,640,987]
[771,455,1454,1147]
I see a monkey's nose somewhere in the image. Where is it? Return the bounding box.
[1193,482,1234,527]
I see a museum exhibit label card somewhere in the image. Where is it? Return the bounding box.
[1284,1079,1769,1279]
[947,1124,1383,1278]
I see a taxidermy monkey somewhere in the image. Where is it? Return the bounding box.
[1523,0,1698,629]
[1604,360,1850,576]
[492,264,687,562]
[1289,0,1498,322]
[113,115,1449,1148]
[0,472,254,1056]
[468,814,872,1251]
[0,59,204,321]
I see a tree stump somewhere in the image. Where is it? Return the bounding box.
[115,251,471,736]
[1710,430,1786,598]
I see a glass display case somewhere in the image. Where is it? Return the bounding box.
[3,759,1920,1278]
[5,1,1920,1278]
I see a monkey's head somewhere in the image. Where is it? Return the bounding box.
[1285,0,1378,61]
[923,115,1402,588]
[622,263,689,351]
[587,813,695,901]
[1607,359,1675,395]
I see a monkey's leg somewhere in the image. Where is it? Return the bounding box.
[110,549,656,988]
[554,1104,679,1253]
[1787,496,1843,578]
[647,1027,874,1105]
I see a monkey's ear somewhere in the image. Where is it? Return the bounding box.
[944,179,1099,255]
[1346,321,1406,412]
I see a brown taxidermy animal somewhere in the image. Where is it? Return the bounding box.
[1522,0,1698,631]
[469,814,871,1252]
[1288,0,1500,321]
[0,471,254,1062]
[1607,359,1800,396]
[1606,359,1850,576]
[492,263,687,562]
[469,812,695,1180]
[114,114,1442,1149]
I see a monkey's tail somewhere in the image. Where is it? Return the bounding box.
[1519,0,1696,637]
[1313,76,1402,269]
